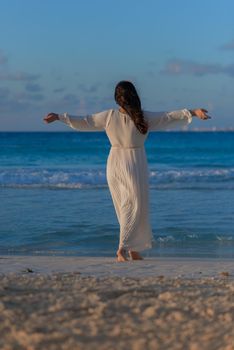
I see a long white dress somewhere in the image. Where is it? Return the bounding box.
[58,108,192,251]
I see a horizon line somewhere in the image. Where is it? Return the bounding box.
[1,128,234,133]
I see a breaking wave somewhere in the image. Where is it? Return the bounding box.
[0,167,234,189]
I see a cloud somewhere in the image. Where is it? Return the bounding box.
[25,83,42,92]
[47,93,114,116]
[78,83,99,93]
[220,39,234,50]
[15,91,45,101]
[0,87,10,98]
[0,71,40,81]
[54,87,65,93]
[224,64,234,76]
[28,93,45,101]
[0,50,8,65]
[0,49,40,83]
[0,90,31,113]
[145,70,156,78]
[62,93,80,105]
[161,59,234,78]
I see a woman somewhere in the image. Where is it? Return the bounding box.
[44,81,211,262]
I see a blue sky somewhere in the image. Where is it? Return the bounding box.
[0,0,233,130]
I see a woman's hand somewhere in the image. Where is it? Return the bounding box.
[189,109,211,120]
[43,113,59,123]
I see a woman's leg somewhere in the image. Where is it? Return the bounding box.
[116,247,129,262]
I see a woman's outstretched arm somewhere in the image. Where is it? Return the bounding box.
[43,110,113,131]
[145,108,211,131]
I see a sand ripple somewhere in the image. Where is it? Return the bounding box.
[0,273,233,350]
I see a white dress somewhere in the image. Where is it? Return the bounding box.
[58,108,192,251]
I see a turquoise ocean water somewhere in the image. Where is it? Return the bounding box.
[0,131,233,258]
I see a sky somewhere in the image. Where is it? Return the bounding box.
[0,0,234,131]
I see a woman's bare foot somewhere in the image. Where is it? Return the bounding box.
[116,248,129,262]
[128,250,143,260]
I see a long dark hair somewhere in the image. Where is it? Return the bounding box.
[114,81,148,134]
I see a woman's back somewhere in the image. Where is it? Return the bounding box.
[106,110,148,149]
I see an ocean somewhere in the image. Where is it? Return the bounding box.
[0,131,233,258]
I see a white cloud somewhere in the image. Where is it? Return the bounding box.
[161,59,234,78]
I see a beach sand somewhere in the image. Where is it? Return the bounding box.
[0,256,233,350]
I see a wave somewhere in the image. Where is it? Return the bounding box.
[0,167,234,189]
[1,233,233,258]
[155,233,234,243]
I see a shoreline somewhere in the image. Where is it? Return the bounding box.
[0,255,233,278]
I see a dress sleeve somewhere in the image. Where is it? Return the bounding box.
[58,109,112,131]
[144,109,193,131]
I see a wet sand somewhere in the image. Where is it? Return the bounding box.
[0,256,233,350]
